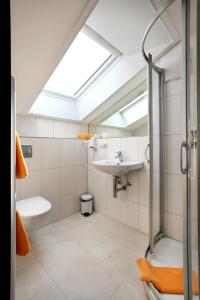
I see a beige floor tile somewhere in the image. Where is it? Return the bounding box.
[31,282,67,300]
[56,252,122,300]
[33,240,83,281]
[111,282,147,300]
[16,253,51,300]
[16,212,148,300]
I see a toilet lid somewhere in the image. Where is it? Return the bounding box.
[16,196,52,219]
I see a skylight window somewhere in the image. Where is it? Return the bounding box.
[44,26,119,98]
[102,92,148,128]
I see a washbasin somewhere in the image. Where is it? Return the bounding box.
[92,160,144,176]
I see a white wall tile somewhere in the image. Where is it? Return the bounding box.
[74,140,87,166]
[93,191,107,215]
[19,170,42,199]
[43,194,60,224]
[165,94,185,135]
[165,212,183,242]
[60,166,76,196]
[106,195,121,222]
[122,171,139,203]
[68,123,81,138]
[42,168,60,197]
[120,199,139,229]
[121,137,138,161]
[75,165,87,194]
[53,121,69,138]
[20,137,42,171]
[138,205,149,234]
[165,79,182,97]
[165,174,185,216]
[165,135,185,175]
[42,139,60,169]
[35,118,53,137]
[159,42,181,81]
[16,115,35,137]
[60,139,74,167]
[60,193,79,219]
[80,124,88,133]
[107,138,121,160]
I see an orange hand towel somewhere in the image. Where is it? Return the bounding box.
[16,210,31,256]
[16,132,28,179]
[136,258,199,295]
[77,133,94,140]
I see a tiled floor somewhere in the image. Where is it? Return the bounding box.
[16,212,149,300]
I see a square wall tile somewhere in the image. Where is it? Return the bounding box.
[120,199,139,230]
[60,193,79,219]
[121,137,139,161]
[107,138,121,160]
[165,78,182,97]
[122,171,139,203]
[39,194,60,224]
[74,140,87,165]
[165,174,185,216]
[106,194,121,222]
[60,139,74,167]
[165,212,183,242]
[75,165,87,194]
[68,123,80,138]
[53,121,69,138]
[60,166,76,196]
[138,205,149,234]
[16,115,35,137]
[19,170,42,199]
[165,94,185,135]
[139,170,149,206]
[42,168,60,197]
[35,118,53,137]
[165,135,185,175]
[93,168,107,193]
[20,137,42,171]
[93,191,107,215]
[42,139,60,169]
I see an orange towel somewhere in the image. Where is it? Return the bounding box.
[16,132,28,179]
[16,132,30,255]
[77,133,94,140]
[136,258,199,295]
[16,210,31,255]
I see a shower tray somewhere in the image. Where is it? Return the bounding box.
[144,237,198,300]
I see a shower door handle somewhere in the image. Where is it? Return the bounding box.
[180,141,187,174]
[145,143,150,163]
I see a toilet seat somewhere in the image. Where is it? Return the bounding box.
[16,196,51,220]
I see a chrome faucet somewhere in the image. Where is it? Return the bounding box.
[115,150,123,162]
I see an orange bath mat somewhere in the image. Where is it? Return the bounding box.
[136,258,199,295]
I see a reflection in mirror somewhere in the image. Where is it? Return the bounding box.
[88,80,148,138]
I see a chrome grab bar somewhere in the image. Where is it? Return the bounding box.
[145,143,150,163]
[180,141,187,174]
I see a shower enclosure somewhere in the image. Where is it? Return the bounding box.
[142,0,199,299]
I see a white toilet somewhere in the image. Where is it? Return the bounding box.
[16,196,52,231]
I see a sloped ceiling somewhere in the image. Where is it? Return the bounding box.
[11,0,98,114]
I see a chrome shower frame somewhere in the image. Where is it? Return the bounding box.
[141,0,199,299]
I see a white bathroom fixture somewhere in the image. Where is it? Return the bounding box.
[16,196,52,230]
[92,160,144,176]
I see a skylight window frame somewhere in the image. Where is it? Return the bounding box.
[43,25,121,100]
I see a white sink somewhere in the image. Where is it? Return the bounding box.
[92,160,144,176]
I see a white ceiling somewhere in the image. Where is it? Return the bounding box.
[11,0,98,114]
[86,0,172,55]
